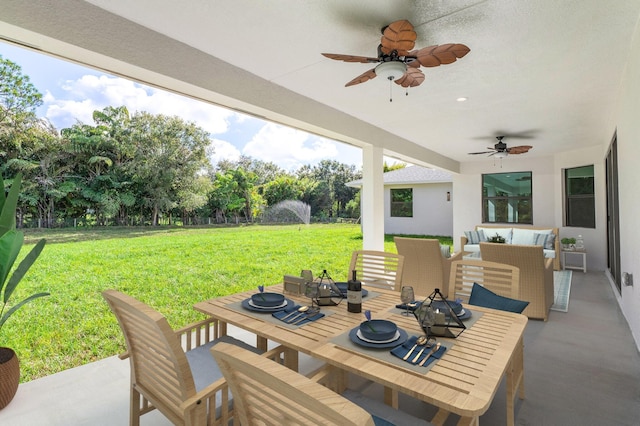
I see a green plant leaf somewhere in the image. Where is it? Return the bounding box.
[4,238,46,304]
[0,292,50,329]
[0,173,21,236]
[0,230,24,295]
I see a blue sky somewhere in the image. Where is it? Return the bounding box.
[0,42,363,172]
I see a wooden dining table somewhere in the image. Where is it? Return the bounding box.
[194,284,527,426]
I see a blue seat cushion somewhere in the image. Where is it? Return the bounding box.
[185,335,262,392]
[342,389,432,425]
[469,282,529,314]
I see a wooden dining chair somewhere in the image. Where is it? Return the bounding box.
[447,259,525,425]
[349,250,405,291]
[102,289,284,426]
[447,259,521,303]
[210,342,433,426]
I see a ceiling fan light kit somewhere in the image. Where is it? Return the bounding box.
[375,61,407,80]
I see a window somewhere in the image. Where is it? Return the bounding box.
[565,165,595,228]
[482,172,532,224]
[390,188,413,217]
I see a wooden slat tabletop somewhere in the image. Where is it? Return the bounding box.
[194,284,527,425]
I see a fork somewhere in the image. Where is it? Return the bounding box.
[290,308,319,325]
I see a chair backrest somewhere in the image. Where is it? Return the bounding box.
[102,290,196,424]
[479,242,547,280]
[349,250,404,291]
[394,237,448,297]
[479,242,554,320]
[448,259,520,303]
[210,342,375,426]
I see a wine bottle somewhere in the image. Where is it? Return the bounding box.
[347,270,362,313]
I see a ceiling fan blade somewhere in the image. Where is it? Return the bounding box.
[410,43,471,67]
[394,67,425,87]
[322,53,380,63]
[468,150,496,155]
[345,68,377,87]
[380,20,417,56]
[506,145,533,154]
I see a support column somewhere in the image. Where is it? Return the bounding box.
[361,146,385,250]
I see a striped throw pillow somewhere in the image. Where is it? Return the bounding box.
[533,232,555,249]
[464,230,487,244]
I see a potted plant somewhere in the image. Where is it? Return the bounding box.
[488,233,506,243]
[561,237,576,250]
[0,173,49,410]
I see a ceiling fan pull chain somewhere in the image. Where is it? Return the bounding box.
[389,78,393,102]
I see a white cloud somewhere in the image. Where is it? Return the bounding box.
[44,74,235,134]
[243,123,339,171]
[209,138,242,164]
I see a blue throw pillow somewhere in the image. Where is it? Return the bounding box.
[468,283,529,314]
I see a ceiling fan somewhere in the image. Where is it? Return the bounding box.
[321,20,470,93]
[468,136,533,158]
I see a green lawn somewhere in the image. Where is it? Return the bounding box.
[6,224,451,382]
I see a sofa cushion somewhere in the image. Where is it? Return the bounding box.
[534,232,556,250]
[469,283,529,314]
[511,228,536,245]
[440,244,452,258]
[478,227,513,244]
[463,244,481,254]
[464,229,486,244]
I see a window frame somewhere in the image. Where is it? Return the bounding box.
[390,188,413,218]
[481,171,533,224]
[564,165,595,228]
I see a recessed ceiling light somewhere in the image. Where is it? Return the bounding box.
[456,97,468,102]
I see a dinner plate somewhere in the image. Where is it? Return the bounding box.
[356,329,400,344]
[335,282,369,297]
[248,299,288,309]
[241,298,294,313]
[348,327,408,348]
[457,309,472,320]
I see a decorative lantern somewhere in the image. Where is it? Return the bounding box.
[305,269,343,306]
[414,288,466,338]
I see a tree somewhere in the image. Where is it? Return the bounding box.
[128,112,210,225]
[0,56,44,162]
[262,175,303,206]
[208,171,245,224]
[296,160,360,219]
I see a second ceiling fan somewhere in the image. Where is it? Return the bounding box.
[468,136,533,157]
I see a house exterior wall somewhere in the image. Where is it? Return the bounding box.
[384,182,453,236]
[453,151,608,271]
[615,16,640,350]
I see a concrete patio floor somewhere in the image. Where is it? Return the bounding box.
[1,271,639,425]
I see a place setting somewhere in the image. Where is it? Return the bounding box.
[348,311,408,348]
[240,286,295,313]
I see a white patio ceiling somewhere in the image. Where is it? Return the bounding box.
[1,0,639,171]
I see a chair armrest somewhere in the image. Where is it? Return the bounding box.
[175,317,221,352]
[460,236,468,247]
[544,257,554,270]
[449,250,465,262]
[119,317,223,359]
[181,377,233,424]
[262,345,287,363]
